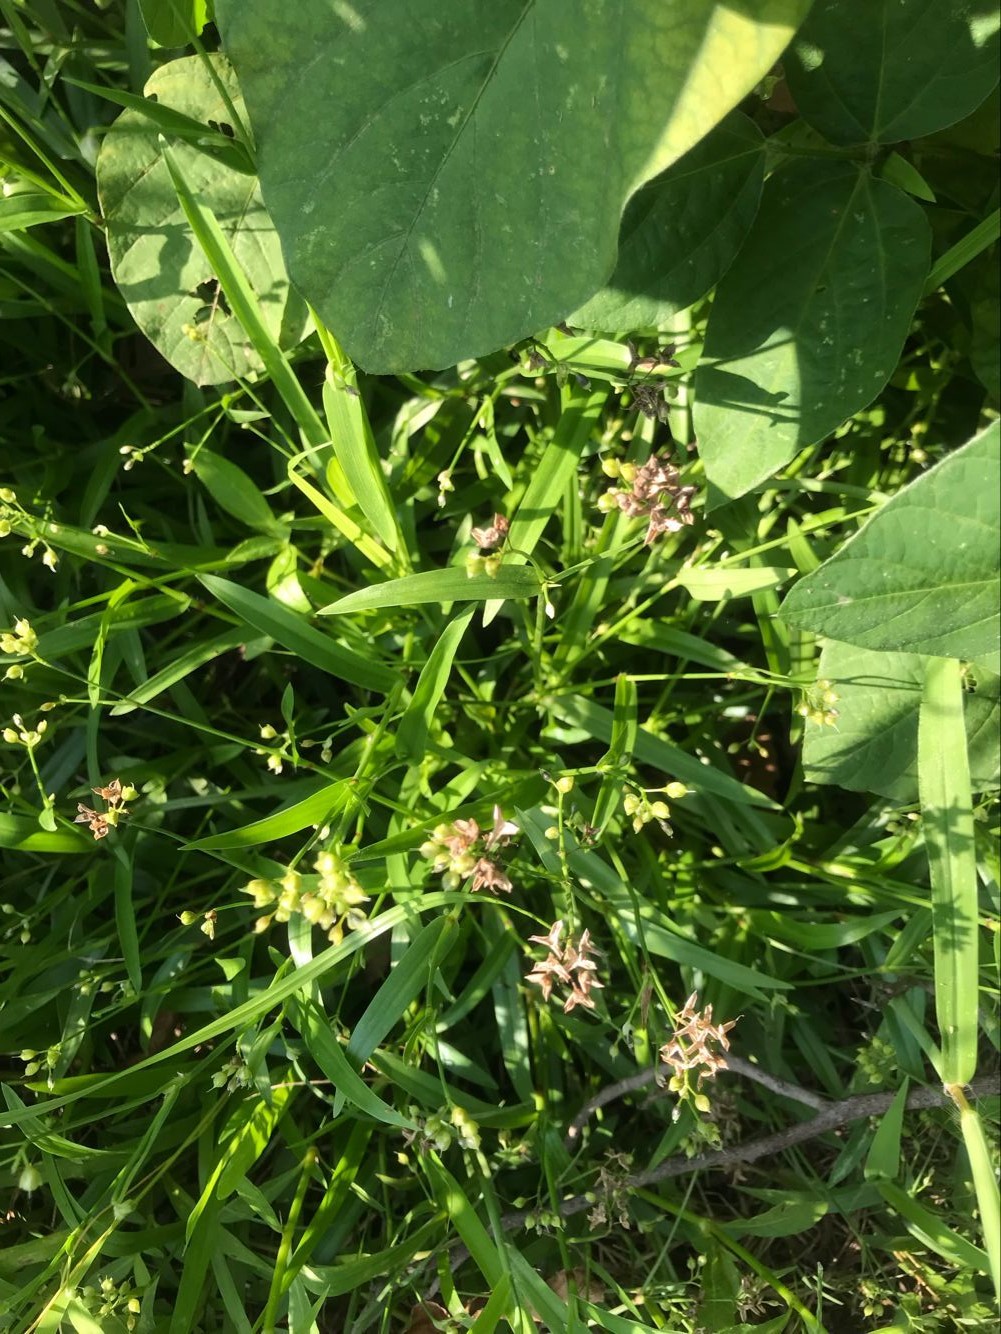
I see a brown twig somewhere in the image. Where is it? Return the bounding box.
[436,1071,999,1285]
[566,1053,828,1143]
[529,1074,999,1229]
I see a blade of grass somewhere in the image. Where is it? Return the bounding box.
[396,607,474,761]
[320,565,540,614]
[199,574,398,693]
[160,140,326,447]
[918,656,978,1086]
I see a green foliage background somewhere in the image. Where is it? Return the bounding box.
[0,1,998,1330]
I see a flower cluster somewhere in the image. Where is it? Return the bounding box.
[0,490,58,569]
[622,781,688,834]
[242,850,370,944]
[1,617,36,657]
[74,777,135,841]
[796,677,840,727]
[419,806,519,893]
[71,1276,142,1332]
[598,454,696,545]
[525,920,604,1013]
[2,711,47,750]
[659,991,738,1115]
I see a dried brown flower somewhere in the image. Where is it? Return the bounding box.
[470,513,510,550]
[604,453,697,545]
[659,991,738,1088]
[526,920,604,1012]
[469,857,512,894]
[75,805,110,840]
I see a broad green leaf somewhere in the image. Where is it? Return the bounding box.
[199,573,398,693]
[694,159,930,503]
[97,55,304,385]
[969,251,1000,401]
[919,657,978,1087]
[786,0,1001,145]
[187,781,353,851]
[319,565,540,614]
[803,642,1000,801]
[779,422,1001,661]
[570,112,764,332]
[215,0,811,371]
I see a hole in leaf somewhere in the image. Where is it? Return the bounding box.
[207,119,235,138]
[192,278,231,325]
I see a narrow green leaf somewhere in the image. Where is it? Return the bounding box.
[199,574,397,692]
[346,916,456,1065]
[159,134,321,431]
[424,1155,503,1289]
[548,695,780,810]
[679,565,795,601]
[864,1080,909,1181]
[0,191,86,232]
[396,609,474,760]
[957,1095,1001,1301]
[187,781,352,851]
[190,448,286,535]
[287,996,413,1128]
[323,363,404,556]
[110,628,246,716]
[0,814,89,853]
[878,1179,989,1273]
[918,657,979,1086]
[113,846,142,993]
[320,566,540,614]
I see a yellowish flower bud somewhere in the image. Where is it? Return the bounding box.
[664,782,688,800]
[554,775,575,795]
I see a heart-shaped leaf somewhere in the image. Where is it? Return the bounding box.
[786,0,1001,146]
[97,54,305,385]
[569,112,765,332]
[694,159,930,503]
[803,642,1000,802]
[780,421,1001,663]
[215,0,810,371]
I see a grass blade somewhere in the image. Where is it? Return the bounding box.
[918,656,979,1086]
